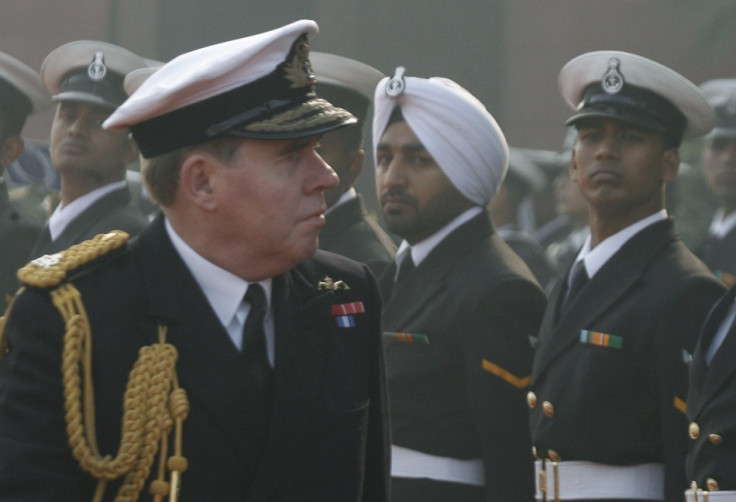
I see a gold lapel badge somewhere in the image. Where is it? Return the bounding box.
[318,276,350,291]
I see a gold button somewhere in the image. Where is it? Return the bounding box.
[548,449,561,461]
[689,422,700,439]
[707,478,719,491]
[527,392,537,408]
[542,401,554,417]
[709,434,723,445]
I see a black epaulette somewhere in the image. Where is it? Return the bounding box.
[17,231,130,290]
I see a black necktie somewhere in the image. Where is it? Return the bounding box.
[395,251,415,285]
[241,283,274,470]
[243,283,272,379]
[563,260,588,308]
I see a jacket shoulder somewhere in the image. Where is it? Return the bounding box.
[17,231,130,289]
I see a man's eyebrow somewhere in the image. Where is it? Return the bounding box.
[278,136,320,155]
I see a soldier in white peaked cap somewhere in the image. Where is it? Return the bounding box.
[30,40,150,258]
[529,50,725,501]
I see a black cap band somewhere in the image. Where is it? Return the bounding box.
[567,83,687,143]
[57,69,127,109]
[130,63,314,158]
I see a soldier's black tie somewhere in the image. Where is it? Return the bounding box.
[563,260,588,308]
[243,283,273,388]
[395,251,415,286]
[241,283,274,466]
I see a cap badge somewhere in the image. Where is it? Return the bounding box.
[284,36,316,90]
[87,51,108,82]
[386,66,406,98]
[601,57,624,95]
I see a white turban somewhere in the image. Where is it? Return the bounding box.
[372,70,509,206]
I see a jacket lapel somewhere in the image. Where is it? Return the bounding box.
[690,286,736,416]
[533,219,676,377]
[33,187,133,256]
[382,212,492,330]
[133,216,256,466]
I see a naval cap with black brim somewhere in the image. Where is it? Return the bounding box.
[41,40,147,111]
[559,50,715,144]
[310,51,385,123]
[104,20,357,159]
[0,51,50,121]
[699,78,736,139]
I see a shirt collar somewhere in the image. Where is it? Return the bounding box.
[573,210,667,279]
[165,218,272,329]
[48,180,126,240]
[396,206,482,268]
[709,209,736,239]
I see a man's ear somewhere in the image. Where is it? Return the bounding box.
[662,148,680,183]
[179,153,217,211]
[570,148,579,183]
[0,136,24,170]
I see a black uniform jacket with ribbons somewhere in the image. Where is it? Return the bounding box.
[698,227,736,287]
[320,194,397,278]
[529,218,725,501]
[0,214,390,501]
[29,185,149,259]
[687,284,736,491]
[0,184,39,307]
[379,211,547,501]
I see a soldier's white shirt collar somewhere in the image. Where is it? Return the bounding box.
[573,210,667,280]
[164,218,274,360]
[708,208,736,239]
[396,206,482,270]
[47,180,126,240]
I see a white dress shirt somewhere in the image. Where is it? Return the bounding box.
[165,218,275,365]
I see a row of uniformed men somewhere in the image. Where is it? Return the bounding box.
[1,19,736,502]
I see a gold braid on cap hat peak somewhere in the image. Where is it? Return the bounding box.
[1,231,189,502]
[244,97,354,133]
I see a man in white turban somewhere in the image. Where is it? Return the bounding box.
[374,67,546,501]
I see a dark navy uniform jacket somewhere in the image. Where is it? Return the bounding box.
[698,228,736,287]
[0,184,39,307]
[0,214,390,501]
[530,218,725,501]
[30,185,148,259]
[687,284,736,491]
[320,194,397,278]
[380,211,546,501]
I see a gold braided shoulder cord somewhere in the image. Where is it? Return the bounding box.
[4,232,190,502]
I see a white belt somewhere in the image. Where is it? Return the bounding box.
[686,489,736,501]
[535,460,664,500]
[391,444,485,486]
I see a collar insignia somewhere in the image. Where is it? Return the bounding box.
[601,57,624,95]
[317,276,350,291]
